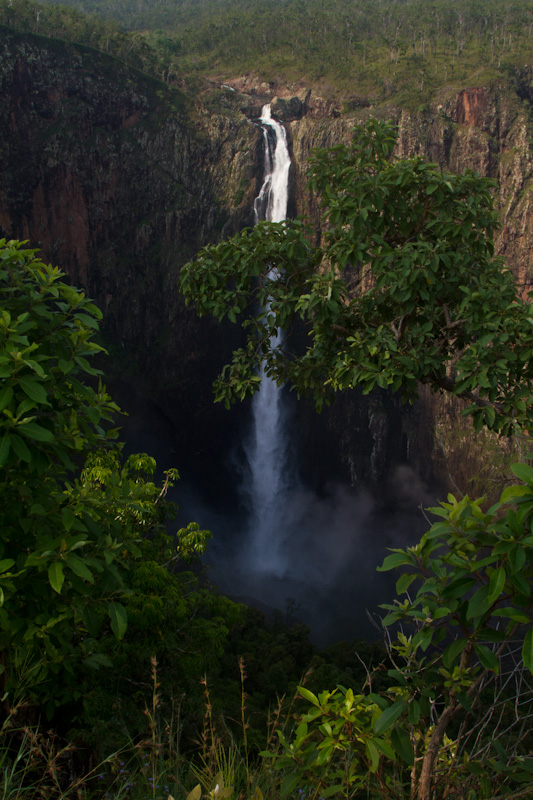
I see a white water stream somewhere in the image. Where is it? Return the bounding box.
[243,104,292,574]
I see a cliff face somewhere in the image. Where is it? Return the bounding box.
[0,30,262,452]
[1,31,532,491]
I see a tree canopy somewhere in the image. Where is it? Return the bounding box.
[3,0,533,100]
[180,118,533,436]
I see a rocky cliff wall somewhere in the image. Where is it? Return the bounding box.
[286,82,533,288]
[0,29,263,455]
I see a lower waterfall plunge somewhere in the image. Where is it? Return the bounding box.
[242,104,293,575]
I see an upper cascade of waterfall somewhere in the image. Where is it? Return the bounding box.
[253,104,291,224]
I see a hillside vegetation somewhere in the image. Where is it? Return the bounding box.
[2,0,533,102]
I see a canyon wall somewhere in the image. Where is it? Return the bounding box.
[0,29,263,456]
[1,30,532,492]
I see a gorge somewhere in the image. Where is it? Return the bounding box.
[1,23,533,640]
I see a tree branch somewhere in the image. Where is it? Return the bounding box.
[432,374,505,413]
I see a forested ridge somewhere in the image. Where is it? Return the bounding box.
[3,0,533,101]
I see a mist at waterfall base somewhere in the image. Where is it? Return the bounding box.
[180,426,431,646]
[116,388,432,646]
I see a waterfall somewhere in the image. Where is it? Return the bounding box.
[253,105,291,224]
[243,104,292,574]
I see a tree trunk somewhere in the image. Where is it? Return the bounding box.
[417,700,458,800]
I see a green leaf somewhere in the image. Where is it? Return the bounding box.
[82,653,113,670]
[511,462,533,486]
[488,566,506,605]
[372,736,396,760]
[298,686,320,706]
[390,726,414,765]
[18,376,49,406]
[500,485,533,503]
[48,562,64,594]
[0,559,15,574]
[81,605,103,637]
[185,785,202,800]
[523,628,533,674]
[493,607,530,624]
[474,643,499,673]
[377,551,411,572]
[365,738,380,772]
[443,638,468,669]
[510,571,530,596]
[0,386,13,412]
[66,554,94,583]
[58,359,74,374]
[320,786,345,798]
[374,700,405,735]
[0,434,11,466]
[74,312,99,330]
[466,584,490,620]
[396,572,417,595]
[61,507,76,532]
[442,575,476,600]
[18,421,55,442]
[407,699,420,725]
[16,398,36,417]
[108,601,127,640]
[280,773,300,798]
[508,545,526,574]
[10,434,31,463]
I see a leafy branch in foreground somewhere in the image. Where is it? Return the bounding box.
[180,119,533,435]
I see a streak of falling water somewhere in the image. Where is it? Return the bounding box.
[243,104,292,574]
[253,105,291,224]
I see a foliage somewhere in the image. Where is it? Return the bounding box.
[0,0,160,76]
[0,238,358,774]
[266,476,533,799]
[4,0,533,101]
[181,119,533,436]
[0,239,214,719]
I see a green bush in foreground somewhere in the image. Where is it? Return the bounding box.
[268,479,533,799]
[0,239,213,721]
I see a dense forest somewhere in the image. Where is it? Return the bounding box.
[3,0,533,101]
[1,0,533,798]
